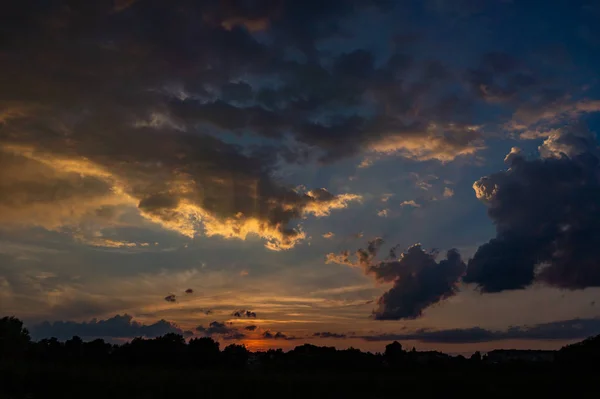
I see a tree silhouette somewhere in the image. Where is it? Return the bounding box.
[0,316,31,359]
[384,341,406,367]
[222,343,249,369]
[188,337,220,368]
[470,351,482,362]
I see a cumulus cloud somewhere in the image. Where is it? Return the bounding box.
[325,250,355,267]
[510,99,600,139]
[164,294,177,303]
[0,1,370,251]
[30,314,185,341]
[326,240,465,320]
[367,123,484,162]
[232,309,257,318]
[196,321,246,340]
[0,139,361,250]
[400,200,421,208]
[244,325,258,331]
[6,2,588,254]
[0,150,129,230]
[360,317,600,343]
[262,331,299,340]
[377,209,389,217]
[464,126,600,292]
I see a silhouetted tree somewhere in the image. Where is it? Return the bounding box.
[83,338,112,363]
[188,337,220,368]
[0,316,31,359]
[222,344,249,369]
[65,336,84,360]
[384,341,406,367]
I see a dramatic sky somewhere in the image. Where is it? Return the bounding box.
[2,0,600,354]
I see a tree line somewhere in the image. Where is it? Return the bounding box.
[2,316,600,372]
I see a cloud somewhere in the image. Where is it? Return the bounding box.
[464,126,600,292]
[509,99,600,139]
[356,238,385,268]
[196,321,246,340]
[326,240,466,320]
[400,200,421,208]
[322,232,335,239]
[0,1,370,251]
[1,140,361,250]
[313,332,347,339]
[244,325,258,331]
[325,250,354,267]
[443,187,454,198]
[164,294,177,303]
[377,209,389,217]
[185,288,193,294]
[0,2,492,193]
[368,245,466,320]
[30,314,185,341]
[0,149,130,230]
[232,309,257,318]
[366,123,484,162]
[326,237,383,269]
[262,331,299,340]
[360,318,600,343]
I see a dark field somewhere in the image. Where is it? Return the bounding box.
[1,361,599,399]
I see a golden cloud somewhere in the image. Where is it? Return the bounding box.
[368,124,484,162]
[0,139,360,251]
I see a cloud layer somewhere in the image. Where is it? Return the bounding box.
[361,318,600,344]
[30,314,184,341]
[0,0,373,250]
[196,321,246,340]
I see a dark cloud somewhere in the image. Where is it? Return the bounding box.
[313,332,347,339]
[369,245,466,320]
[232,309,257,318]
[0,0,366,250]
[464,126,600,292]
[357,238,385,268]
[30,314,184,341]
[465,51,538,103]
[327,240,465,320]
[196,321,246,340]
[244,325,258,331]
[262,331,298,340]
[0,1,590,176]
[184,288,193,294]
[360,318,600,343]
[5,1,589,255]
[164,294,177,303]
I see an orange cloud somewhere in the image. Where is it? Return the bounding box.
[368,124,484,162]
[0,143,360,251]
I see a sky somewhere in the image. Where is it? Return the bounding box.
[2,0,600,354]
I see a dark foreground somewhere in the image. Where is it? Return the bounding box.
[2,316,600,398]
[1,362,599,399]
